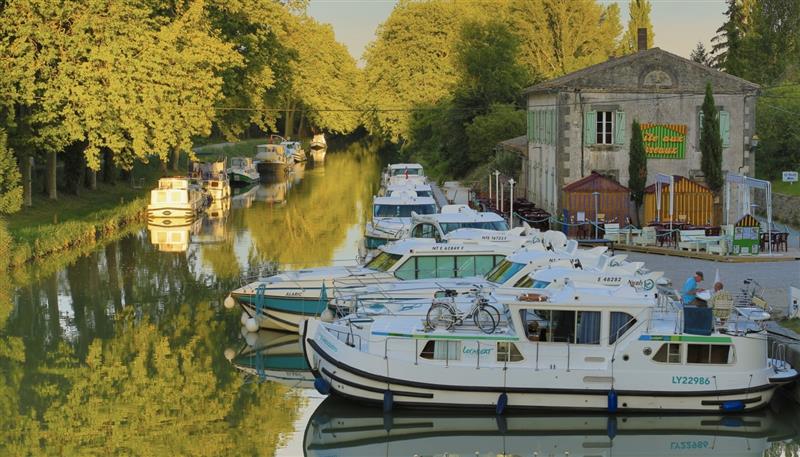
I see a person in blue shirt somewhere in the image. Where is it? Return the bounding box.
[681,271,705,306]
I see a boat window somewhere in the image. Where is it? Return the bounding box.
[392,168,421,176]
[652,343,682,363]
[576,311,602,344]
[475,255,497,276]
[497,342,524,362]
[514,276,534,288]
[439,220,510,234]
[485,261,525,284]
[365,251,402,272]
[156,192,167,203]
[393,259,416,280]
[417,191,432,197]
[609,312,637,344]
[532,280,550,289]
[456,256,477,277]
[687,344,732,364]
[411,223,439,239]
[374,204,437,217]
[436,256,455,277]
[420,340,461,361]
[414,256,457,279]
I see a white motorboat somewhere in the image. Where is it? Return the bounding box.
[226,238,531,333]
[364,191,438,249]
[382,163,426,188]
[227,156,260,186]
[146,177,209,223]
[285,140,306,163]
[190,159,231,201]
[383,183,433,198]
[255,143,292,174]
[310,133,326,162]
[303,285,798,412]
[304,397,793,457]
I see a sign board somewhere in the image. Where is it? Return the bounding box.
[783,171,798,183]
[641,124,687,159]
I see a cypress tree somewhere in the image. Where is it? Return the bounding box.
[628,120,647,225]
[700,83,724,193]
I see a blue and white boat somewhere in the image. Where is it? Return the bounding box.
[364,191,438,249]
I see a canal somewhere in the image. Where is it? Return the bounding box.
[3,142,800,456]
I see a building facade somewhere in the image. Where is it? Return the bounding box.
[523,47,759,215]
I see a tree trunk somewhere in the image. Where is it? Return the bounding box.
[46,150,57,200]
[284,98,295,138]
[86,169,97,190]
[20,154,32,207]
[102,148,116,184]
[298,110,306,139]
[170,147,181,171]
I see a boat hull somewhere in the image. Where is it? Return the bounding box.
[228,171,259,186]
[302,320,781,413]
[311,149,326,162]
[257,161,291,175]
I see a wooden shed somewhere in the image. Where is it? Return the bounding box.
[643,176,714,225]
[562,172,631,224]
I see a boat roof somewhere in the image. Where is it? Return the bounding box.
[156,177,191,189]
[373,193,436,205]
[386,183,433,192]
[500,284,655,309]
[379,238,526,256]
[529,267,663,287]
[388,163,424,170]
[415,205,504,223]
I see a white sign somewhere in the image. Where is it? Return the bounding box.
[783,171,798,183]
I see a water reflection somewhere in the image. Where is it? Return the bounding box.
[2,142,380,455]
[304,397,800,457]
[226,328,314,389]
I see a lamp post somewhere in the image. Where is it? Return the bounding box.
[493,170,500,210]
[592,191,600,239]
[488,174,492,200]
[500,178,504,213]
[509,178,516,229]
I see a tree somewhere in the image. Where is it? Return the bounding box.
[739,0,800,85]
[0,130,22,214]
[628,120,647,225]
[509,0,622,79]
[711,0,753,74]
[755,86,800,179]
[619,0,655,54]
[690,42,711,66]
[700,83,724,193]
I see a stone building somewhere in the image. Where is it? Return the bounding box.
[522,46,759,215]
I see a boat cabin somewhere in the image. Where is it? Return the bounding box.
[409,205,509,240]
[372,192,437,218]
[386,183,434,198]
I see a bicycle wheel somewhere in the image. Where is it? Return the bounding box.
[427,303,455,330]
[481,304,501,326]
[474,308,497,334]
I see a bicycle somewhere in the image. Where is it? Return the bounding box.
[425,290,500,334]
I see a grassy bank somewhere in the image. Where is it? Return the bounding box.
[773,180,800,197]
[194,137,269,159]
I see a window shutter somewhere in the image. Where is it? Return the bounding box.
[527,110,534,141]
[584,111,596,145]
[614,111,626,145]
[719,110,730,147]
[546,110,552,145]
[550,109,556,145]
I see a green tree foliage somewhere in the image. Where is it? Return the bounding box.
[711,0,753,74]
[0,130,22,214]
[466,104,526,165]
[739,0,800,85]
[756,87,800,180]
[690,42,712,66]
[508,0,622,79]
[628,120,647,222]
[619,0,655,53]
[363,1,464,142]
[700,83,724,193]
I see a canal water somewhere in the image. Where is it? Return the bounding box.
[3,142,800,456]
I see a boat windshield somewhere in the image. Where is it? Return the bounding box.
[365,251,403,272]
[485,260,525,284]
[391,168,421,176]
[374,204,437,217]
[416,191,432,197]
[440,220,510,234]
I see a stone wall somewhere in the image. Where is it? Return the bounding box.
[755,191,800,227]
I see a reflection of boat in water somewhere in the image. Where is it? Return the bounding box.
[258,177,291,204]
[146,177,209,222]
[227,156,260,186]
[310,133,326,162]
[304,397,796,457]
[193,198,230,244]
[147,217,203,252]
[226,329,313,389]
[232,183,260,209]
[190,159,231,201]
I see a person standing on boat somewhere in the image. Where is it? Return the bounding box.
[681,271,705,306]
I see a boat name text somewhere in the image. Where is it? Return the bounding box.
[671,376,711,385]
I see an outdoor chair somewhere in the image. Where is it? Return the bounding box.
[632,226,656,246]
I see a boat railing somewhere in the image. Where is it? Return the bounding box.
[770,341,788,371]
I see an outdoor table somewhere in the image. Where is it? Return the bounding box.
[655,227,675,247]
[760,231,789,252]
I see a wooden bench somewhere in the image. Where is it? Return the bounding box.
[632,226,656,246]
[603,223,621,242]
[677,229,708,251]
[706,225,733,255]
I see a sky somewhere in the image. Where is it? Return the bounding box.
[308,0,727,64]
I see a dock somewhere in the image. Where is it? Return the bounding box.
[614,243,800,263]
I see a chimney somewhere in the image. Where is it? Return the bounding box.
[637,28,648,52]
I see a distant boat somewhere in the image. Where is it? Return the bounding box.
[285,140,306,163]
[255,143,291,174]
[146,177,209,224]
[190,159,231,201]
[310,133,327,162]
[227,156,260,186]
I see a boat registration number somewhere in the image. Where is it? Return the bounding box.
[670,440,709,450]
[671,376,711,385]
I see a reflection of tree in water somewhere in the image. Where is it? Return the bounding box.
[767,441,800,457]
[2,230,302,454]
[244,142,380,268]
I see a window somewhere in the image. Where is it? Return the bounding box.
[597,111,613,144]
[514,276,534,288]
[456,256,477,277]
[698,110,731,148]
[687,344,732,364]
[392,168,421,176]
[576,311,602,345]
[485,260,525,284]
[374,204,437,217]
[411,223,438,239]
[497,342,524,362]
[393,259,416,280]
[435,256,455,278]
[420,340,461,360]
[652,343,682,363]
[519,309,599,345]
[609,312,637,344]
[474,255,497,276]
[439,220,509,234]
[365,251,402,272]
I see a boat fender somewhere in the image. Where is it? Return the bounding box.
[383,390,394,413]
[320,308,335,323]
[245,317,260,333]
[224,295,236,309]
[223,348,236,361]
[606,416,618,439]
[313,377,331,395]
[495,415,508,434]
[382,413,393,432]
[496,392,508,415]
[721,400,745,412]
[607,390,618,413]
[240,312,249,326]
[721,416,744,427]
[244,332,258,347]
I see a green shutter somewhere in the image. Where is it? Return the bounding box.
[720,110,730,147]
[545,110,552,145]
[614,111,626,145]
[550,109,556,145]
[584,111,596,145]
[527,110,533,140]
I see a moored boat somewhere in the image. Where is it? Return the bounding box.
[146,177,209,222]
[227,156,260,186]
[310,133,326,162]
[381,163,426,188]
[190,159,231,201]
[255,142,292,174]
[364,191,438,249]
[303,285,798,412]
